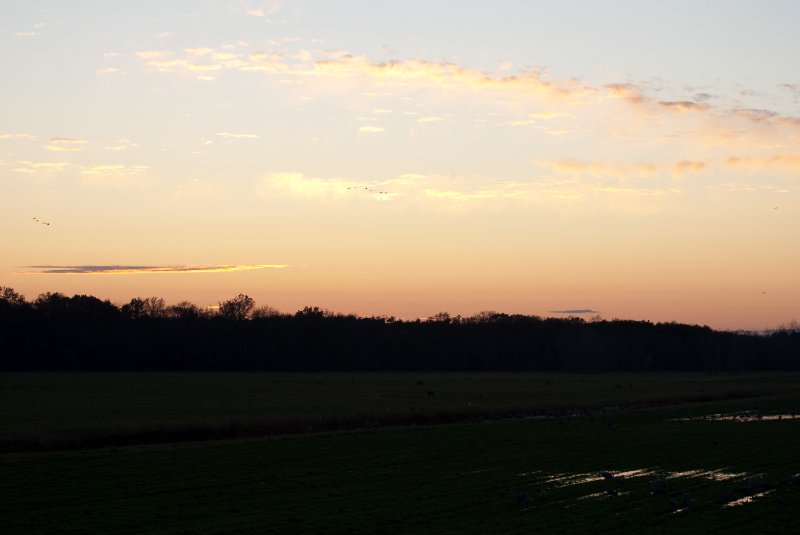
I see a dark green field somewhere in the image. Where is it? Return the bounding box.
[3,372,799,451]
[2,373,800,533]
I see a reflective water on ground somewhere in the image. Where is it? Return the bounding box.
[514,466,797,509]
[675,412,800,422]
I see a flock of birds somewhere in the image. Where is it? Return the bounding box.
[32,217,51,227]
[346,186,390,195]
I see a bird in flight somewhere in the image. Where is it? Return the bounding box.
[32,217,51,227]
[346,184,390,195]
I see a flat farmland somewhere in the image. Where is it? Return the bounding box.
[2,373,800,534]
[2,391,800,533]
[2,372,800,451]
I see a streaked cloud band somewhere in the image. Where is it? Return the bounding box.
[19,264,290,275]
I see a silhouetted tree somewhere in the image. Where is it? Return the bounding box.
[167,301,202,320]
[122,297,166,319]
[251,305,284,319]
[33,292,71,317]
[218,294,255,320]
[2,288,800,372]
[0,286,25,306]
[295,306,327,319]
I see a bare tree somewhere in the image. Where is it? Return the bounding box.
[0,287,25,306]
[122,297,166,319]
[218,294,255,320]
[251,305,283,319]
[167,301,201,320]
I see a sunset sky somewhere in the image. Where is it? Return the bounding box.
[2,1,799,329]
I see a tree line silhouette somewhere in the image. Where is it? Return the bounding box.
[1,287,798,372]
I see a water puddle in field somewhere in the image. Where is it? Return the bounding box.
[667,469,749,481]
[576,490,633,501]
[723,489,775,507]
[516,467,773,510]
[538,468,654,487]
[529,468,747,487]
[675,412,800,422]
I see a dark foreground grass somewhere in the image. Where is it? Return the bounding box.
[3,372,800,451]
[2,393,800,534]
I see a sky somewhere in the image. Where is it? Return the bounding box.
[2,1,799,329]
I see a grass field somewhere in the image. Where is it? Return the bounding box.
[2,373,800,533]
[2,372,800,451]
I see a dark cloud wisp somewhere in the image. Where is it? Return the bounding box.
[20,264,289,274]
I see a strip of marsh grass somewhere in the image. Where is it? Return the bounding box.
[3,372,800,451]
[2,393,799,534]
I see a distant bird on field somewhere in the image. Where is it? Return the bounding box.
[649,476,667,496]
[512,491,533,507]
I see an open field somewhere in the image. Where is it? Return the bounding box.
[3,372,800,451]
[2,388,800,533]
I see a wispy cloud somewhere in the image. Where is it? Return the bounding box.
[45,137,89,152]
[0,133,36,140]
[184,48,212,57]
[79,164,150,186]
[242,1,281,19]
[672,160,707,178]
[781,83,800,98]
[12,161,68,174]
[502,112,571,126]
[258,172,365,199]
[358,126,385,133]
[97,67,126,76]
[710,182,792,193]
[535,160,659,179]
[103,138,136,151]
[417,117,445,123]
[15,22,45,37]
[133,45,800,138]
[216,132,260,139]
[81,164,149,175]
[658,100,710,113]
[725,155,800,171]
[257,170,681,209]
[19,264,290,275]
[549,309,600,314]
